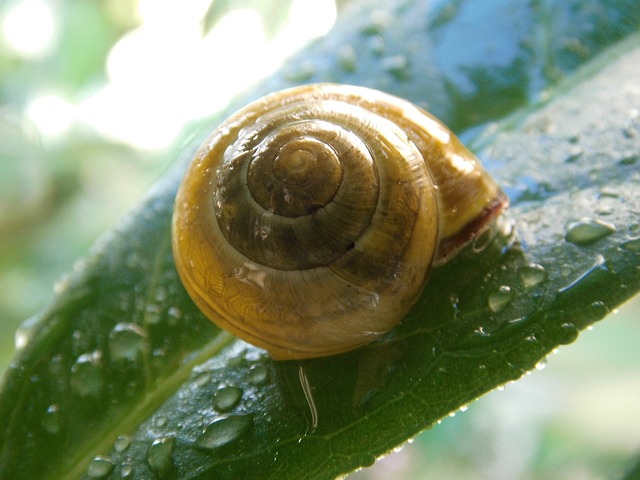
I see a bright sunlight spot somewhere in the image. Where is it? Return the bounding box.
[26,94,75,136]
[289,0,336,39]
[2,0,55,58]
[75,0,337,150]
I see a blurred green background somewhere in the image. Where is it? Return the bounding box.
[0,1,638,479]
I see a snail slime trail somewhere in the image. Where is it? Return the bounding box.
[172,83,508,360]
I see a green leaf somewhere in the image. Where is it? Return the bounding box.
[1,1,639,479]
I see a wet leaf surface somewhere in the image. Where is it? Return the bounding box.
[1,1,639,479]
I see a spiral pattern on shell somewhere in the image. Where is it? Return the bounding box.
[172,84,507,360]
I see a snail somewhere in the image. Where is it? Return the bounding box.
[172,84,508,360]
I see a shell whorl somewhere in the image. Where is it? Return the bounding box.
[172,84,507,360]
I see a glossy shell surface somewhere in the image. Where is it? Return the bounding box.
[172,84,507,360]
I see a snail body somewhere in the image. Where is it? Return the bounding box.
[172,84,507,360]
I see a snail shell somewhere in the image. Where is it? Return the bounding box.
[172,84,508,360]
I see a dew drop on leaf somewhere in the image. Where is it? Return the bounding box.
[558,323,579,345]
[359,453,376,467]
[284,62,315,82]
[109,323,148,361]
[70,351,105,397]
[518,263,548,288]
[338,44,357,72]
[114,435,131,453]
[590,300,609,317]
[564,218,616,245]
[487,285,514,312]
[193,371,211,387]
[361,9,390,35]
[154,287,167,303]
[145,304,162,325]
[14,315,39,351]
[560,264,573,277]
[368,35,385,56]
[213,386,244,413]
[121,463,133,478]
[147,436,175,479]
[86,456,114,479]
[621,236,640,251]
[167,305,183,319]
[154,415,168,428]
[247,365,269,385]
[194,414,254,451]
[41,404,62,435]
[382,55,410,81]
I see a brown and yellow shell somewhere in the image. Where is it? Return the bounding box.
[172,84,508,360]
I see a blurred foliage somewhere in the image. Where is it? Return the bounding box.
[0,0,148,371]
[201,0,293,37]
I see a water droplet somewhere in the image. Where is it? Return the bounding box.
[14,315,39,351]
[52,274,72,294]
[519,263,548,288]
[564,146,583,163]
[87,456,114,478]
[125,252,143,269]
[558,322,579,345]
[535,359,547,370]
[121,463,133,478]
[246,365,268,385]
[283,62,315,82]
[154,287,167,303]
[194,414,254,451]
[590,301,609,317]
[368,35,385,56]
[42,404,62,435]
[382,55,410,80]
[338,44,357,72]
[487,286,514,313]
[73,258,88,274]
[147,436,175,479]
[193,371,211,387]
[565,218,616,245]
[214,386,244,412]
[619,154,638,165]
[560,264,573,276]
[597,188,620,199]
[226,351,246,368]
[360,453,377,467]
[361,9,391,35]
[145,304,162,324]
[114,435,131,453]
[621,236,640,252]
[154,415,168,428]
[109,323,148,361]
[70,351,105,397]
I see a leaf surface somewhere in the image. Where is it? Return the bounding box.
[1,1,639,479]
